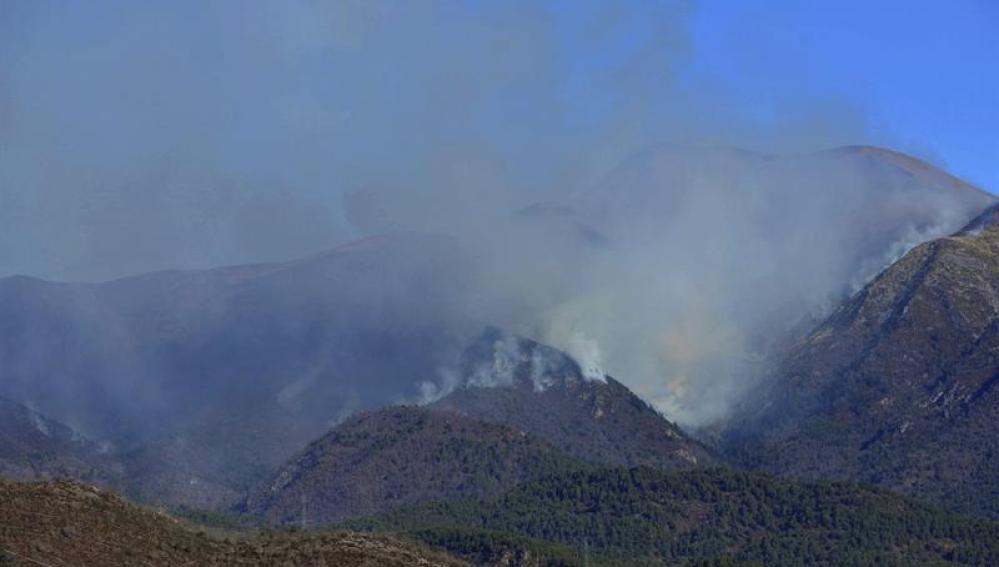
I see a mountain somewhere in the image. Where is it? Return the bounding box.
[0,233,477,507]
[0,478,467,567]
[1,144,990,511]
[243,406,582,526]
[431,329,713,469]
[0,398,120,485]
[725,204,999,517]
[349,466,999,567]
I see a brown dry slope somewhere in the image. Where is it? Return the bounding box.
[0,478,466,567]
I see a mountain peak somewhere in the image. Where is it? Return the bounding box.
[456,327,604,393]
[432,329,713,469]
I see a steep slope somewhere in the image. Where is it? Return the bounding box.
[726,204,999,517]
[351,466,999,566]
[0,398,120,485]
[0,478,466,567]
[432,329,713,469]
[243,406,582,526]
[0,233,477,507]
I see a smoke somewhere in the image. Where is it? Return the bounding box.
[1,1,994,429]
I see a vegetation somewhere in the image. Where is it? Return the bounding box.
[349,466,999,566]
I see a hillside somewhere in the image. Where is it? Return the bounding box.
[243,406,582,526]
[725,204,999,517]
[432,329,713,470]
[350,466,999,566]
[0,477,467,567]
[0,398,120,485]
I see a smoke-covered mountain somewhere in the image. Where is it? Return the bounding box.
[431,329,713,469]
[243,406,582,526]
[560,145,994,423]
[725,204,999,517]
[0,233,478,507]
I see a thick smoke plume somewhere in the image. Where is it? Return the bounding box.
[1,1,993,427]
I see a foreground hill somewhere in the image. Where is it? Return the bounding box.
[432,329,713,469]
[0,398,120,485]
[0,478,466,567]
[725,204,999,517]
[243,406,582,526]
[350,467,999,566]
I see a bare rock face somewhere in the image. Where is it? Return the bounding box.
[727,204,999,517]
[432,329,714,470]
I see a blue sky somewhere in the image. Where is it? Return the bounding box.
[1,0,996,279]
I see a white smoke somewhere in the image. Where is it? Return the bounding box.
[561,331,606,383]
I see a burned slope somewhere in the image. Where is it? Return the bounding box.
[727,204,999,517]
[432,329,713,470]
[243,406,583,526]
[0,477,467,567]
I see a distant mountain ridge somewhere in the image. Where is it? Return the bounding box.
[820,145,991,203]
